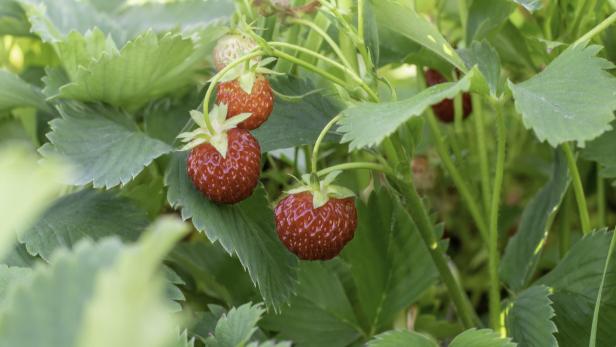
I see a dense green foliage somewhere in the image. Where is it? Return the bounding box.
[0,0,615,346]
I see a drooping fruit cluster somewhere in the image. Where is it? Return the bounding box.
[179,34,276,205]
[425,68,472,123]
[274,172,358,260]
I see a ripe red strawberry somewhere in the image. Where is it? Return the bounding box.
[187,128,261,204]
[425,68,472,123]
[275,191,357,260]
[213,34,259,71]
[217,75,274,130]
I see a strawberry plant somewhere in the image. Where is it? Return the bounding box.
[0,0,616,346]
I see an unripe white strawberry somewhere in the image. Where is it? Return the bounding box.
[213,34,259,71]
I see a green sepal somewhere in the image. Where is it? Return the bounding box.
[217,58,280,94]
[177,104,251,158]
[284,170,355,209]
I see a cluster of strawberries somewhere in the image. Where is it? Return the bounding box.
[179,34,358,261]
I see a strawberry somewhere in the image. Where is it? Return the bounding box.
[274,172,357,260]
[213,34,259,71]
[425,68,472,123]
[216,75,274,130]
[179,104,261,204]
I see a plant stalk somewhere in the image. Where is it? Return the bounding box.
[472,95,491,214]
[317,162,394,177]
[488,101,506,333]
[562,142,591,234]
[426,111,489,240]
[391,174,479,329]
[598,166,606,227]
[573,11,616,46]
[311,114,343,175]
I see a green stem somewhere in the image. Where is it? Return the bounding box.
[391,174,479,329]
[417,68,488,239]
[488,101,506,332]
[426,111,489,240]
[297,12,331,66]
[473,95,491,214]
[382,138,401,166]
[560,191,573,258]
[311,114,343,175]
[274,24,300,73]
[337,0,360,75]
[589,229,616,347]
[563,142,591,234]
[573,11,616,46]
[358,0,365,41]
[202,50,263,132]
[598,166,606,227]
[270,48,350,90]
[268,42,377,101]
[454,92,464,135]
[317,162,394,177]
[459,0,469,43]
[288,17,354,71]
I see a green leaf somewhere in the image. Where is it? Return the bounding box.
[581,126,616,178]
[163,265,185,313]
[338,68,478,150]
[0,265,31,310]
[54,28,118,81]
[205,303,265,347]
[0,238,124,347]
[342,189,437,332]
[260,262,363,347]
[590,228,616,347]
[117,0,234,38]
[449,329,516,347]
[17,0,124,44]
[19,189,150,261]
[500,149,570,291]
[252,76,343,153]
[2,243,40,267]
[367,330,437,347]
[466,0,516,42]
[165,152,298,311]
[168,238,257,307]
[0,69,51,112]
[512,0,542,12]
[537,230,616,347]
[75,217,188,347]
[246,341,291,347]
[372,0,466,71]
[0,1,30,36]
[58,32,206,110]
[0,144,67,258]
[505,285,558,347]
[458,41,503,97]
[509,44,616,147]
[40,103,172,189]
[363,0,379,67]
[144,95,194,145]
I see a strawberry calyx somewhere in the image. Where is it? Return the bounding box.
[286,171,355,209]
[217,56,281,94]
[177,103,251,158]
